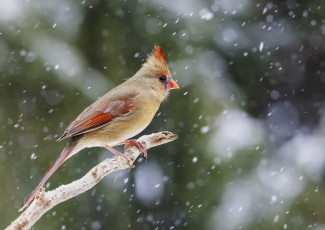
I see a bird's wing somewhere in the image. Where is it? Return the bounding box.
[57,92,138,141]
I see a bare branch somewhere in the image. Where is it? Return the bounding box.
[6,131,178,230]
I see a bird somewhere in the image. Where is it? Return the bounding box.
[19,44,179,212]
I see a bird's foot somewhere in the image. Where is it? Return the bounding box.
[123,139,147,159]
[105,145,134,168]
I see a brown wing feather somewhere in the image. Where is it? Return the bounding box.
[58,98,137,141]
[63,111,112,138]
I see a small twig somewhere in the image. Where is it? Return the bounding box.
[6,131,178,230]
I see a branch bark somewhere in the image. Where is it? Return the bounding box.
[6,131,178,230]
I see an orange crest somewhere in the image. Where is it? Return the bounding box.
[145,44,171,77]
[151,44,167,66]
[154,45,165,61]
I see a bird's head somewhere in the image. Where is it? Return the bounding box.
[139,45,179,99]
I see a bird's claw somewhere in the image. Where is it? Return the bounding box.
[105,145,134,168]
[125,139,148,159]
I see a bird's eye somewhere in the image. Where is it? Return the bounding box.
[158,75,167,82]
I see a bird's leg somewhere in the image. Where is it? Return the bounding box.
[113,139,147,159]
[105,145,135,168]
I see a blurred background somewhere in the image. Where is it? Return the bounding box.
[1,0,325,229]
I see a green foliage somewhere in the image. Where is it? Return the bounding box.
[1,0,325,229]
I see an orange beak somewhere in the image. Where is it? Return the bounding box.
[166,78,179,90]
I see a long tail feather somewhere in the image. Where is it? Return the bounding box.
[19,137,80,212]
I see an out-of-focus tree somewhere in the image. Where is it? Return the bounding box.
[1,0,325,229]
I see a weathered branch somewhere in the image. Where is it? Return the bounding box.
[6,131,178,230]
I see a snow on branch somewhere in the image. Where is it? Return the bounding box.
[6,131,178,230]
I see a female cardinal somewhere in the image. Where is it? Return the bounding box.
[19,45,179,211]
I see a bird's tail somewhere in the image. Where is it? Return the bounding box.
[19,137,80,212]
